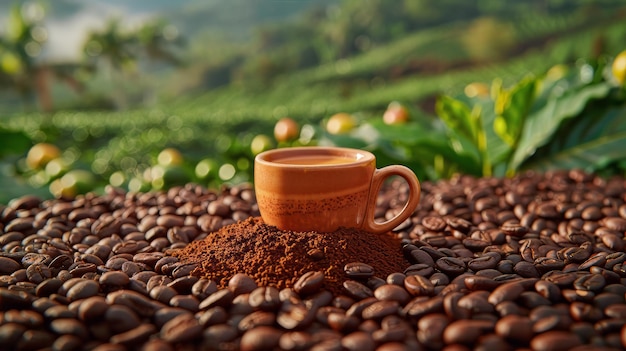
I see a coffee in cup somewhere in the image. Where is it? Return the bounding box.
[254,146,420,233]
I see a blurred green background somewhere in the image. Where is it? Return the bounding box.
[1,0,626,203]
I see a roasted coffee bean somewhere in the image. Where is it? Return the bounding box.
[419,246,446,261]
[167,276,199,294]
[362,300,399,320]
[533,314,571,333]
[106,289,164,317]
[279,331,315,351]
[248,286,280,311]
[573,274,606,292]
[403,274,434,296]
[429,272,449,287]
[240,326,283,350]
[417,313,449,349]
[386,272,406,286]
[458,290,494,314]
[15,329,56,350]
[374,284,410,304]
[514,261,540,278]
[530,331,583,351]
[341,331,375,351]
[543,270,577,287]
[406,249,435,266]
[104,304,142,334]
[151,307,190,330]
[76,295,108,321]
[518,290,551,309]
[110,323,157,346]
[51,334,82,351]
[464,275,501,291]
[0,257,21,275]
[495,314,534,341]
[421,216,447,231]
[170,263,197,279]
[344,262,375,279]
[467,254,499,271]
[534,279,561,302]
[161,312,202,343]
[277,297,315,330]
[343,280,373,300]
[488,280,526,305]
[403,263,434,277]
[99,271,130,287]
[228,273,257,295]
[49,318,89,339]
[191,278,218,300]
[324,310,358,333]
[306,290,333,311]
[170,294,200,312]
[570,301,604,322]
[445,217,472,233]
[294,271,325,296]
[403,295,444,319]
[149,285,177,304]
[66,279,100,301]
[156,214,185,228]
[198,306,228,327]
[199,289,234,310]
[443,319,495,345]
[202,323,238,345]
[501,223,529,237]
[35,277,63,297]
[436,257,466,276]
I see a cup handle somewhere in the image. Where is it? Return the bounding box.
[362,165,421,234]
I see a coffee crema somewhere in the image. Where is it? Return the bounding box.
[273,154,356,165]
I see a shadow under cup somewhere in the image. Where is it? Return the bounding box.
[254,147,421,233]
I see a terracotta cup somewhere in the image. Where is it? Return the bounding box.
[254,146,421,233]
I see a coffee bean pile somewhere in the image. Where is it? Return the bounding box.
[0,169,625,351]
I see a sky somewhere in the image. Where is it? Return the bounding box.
[0,0,326,63]
[0,0,170,62]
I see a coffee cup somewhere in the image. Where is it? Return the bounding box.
[254,146,421,233]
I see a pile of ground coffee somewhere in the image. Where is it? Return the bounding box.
[171,217,408,294]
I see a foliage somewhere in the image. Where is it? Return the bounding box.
[0,1,185,112]
[320,58,626,180]
[189,0,626,90]
[3,55,624,204]
[0,2,48,104]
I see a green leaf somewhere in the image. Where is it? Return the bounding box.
[366,119,437,145]
[436,96,479,145]
[0,126,31,158]
[0,161,51,205]
[483,110,510,175]
[522,105,626,172]
[8,4,27,41]
[493,76,537,147]
[508,82,613,171]
[456,91,512,176]
[317,125,372,150]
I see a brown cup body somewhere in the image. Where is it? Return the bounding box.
[254,147,420,233]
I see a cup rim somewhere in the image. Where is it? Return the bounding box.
[255,146,375,168]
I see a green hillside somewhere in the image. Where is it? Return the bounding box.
[1,0,626,202]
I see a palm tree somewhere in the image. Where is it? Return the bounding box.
[83,17,138,77]
[82,17,185,108]
[0,2,46,109]
[0,2,85,112]
[137,18,185,66]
